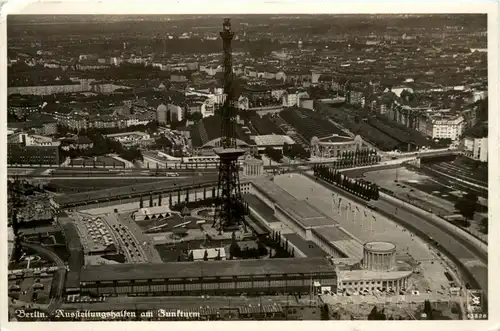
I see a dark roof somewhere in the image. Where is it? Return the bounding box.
[249,115,283,135]
[311,226,352,242]
[76,136,93,144]
[80,257,335,282]
[190,115,253,148]
[318,74,334,82]
[280,107,345,141]
[238,304,283,314]
[282,233,326,258]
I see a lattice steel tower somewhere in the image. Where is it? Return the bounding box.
[213,18,246,233]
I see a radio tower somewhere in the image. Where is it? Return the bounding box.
[213,18,246,233]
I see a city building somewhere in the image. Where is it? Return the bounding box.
[133,206,172,221]
[78,258,337,297]
[252,135,295,151]
[336,269,412,294]
[242,155,264,177]
[104,131,153,147]
[201,99,217,118]
[157,103,168,125]
[282,90,310,107]
[463,136,488,162]
[168,104,184,122]
[310,135,363,159]
[60,136,94,151]
[190,115,254,152]
[426,115,465,140]
[7,133,61,166]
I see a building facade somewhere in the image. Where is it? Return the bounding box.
[78,258,337,297]
[7,133,61,166]
[463,136,488,162]
[310,135,363,159]
[427,115,465,140]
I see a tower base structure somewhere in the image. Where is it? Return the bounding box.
[213,147,247,233]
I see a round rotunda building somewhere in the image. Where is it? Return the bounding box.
[362,241,396,272]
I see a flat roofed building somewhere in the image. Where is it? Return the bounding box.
[253,135,295,150]
[311,226,364,260]
[104,131,152,146]
[7,133,61,166]
[79,257,337,297]
[250,177,363,262]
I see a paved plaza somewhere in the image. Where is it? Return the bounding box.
[272,174,453,293]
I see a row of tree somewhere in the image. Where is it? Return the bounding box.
[268,230,295,258]
[313,165,380,200]
[139,193,164,209]
[264,147,283,163]
[340,148,377,159]
[329,155,381,169]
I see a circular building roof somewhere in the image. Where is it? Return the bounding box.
[364,241,396,252]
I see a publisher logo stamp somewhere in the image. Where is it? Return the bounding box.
[466,289,487,320]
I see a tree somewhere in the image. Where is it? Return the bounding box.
[149,194,154,207]
[320,304,330,320]
[480,217,488,234]
[454,192,478,220]
[367,306,378,320]
[368,306,386,320]
[158,193,162,206]
[423,300,434,320]
[264,147,283,163]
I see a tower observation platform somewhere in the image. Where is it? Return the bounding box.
[212,18,248,233]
